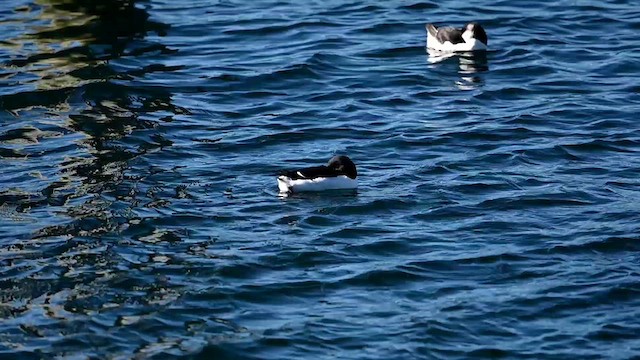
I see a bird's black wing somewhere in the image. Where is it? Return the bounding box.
[432,25,465,44]
[280,166,339,180]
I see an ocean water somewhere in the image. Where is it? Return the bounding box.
[1,0,640,358]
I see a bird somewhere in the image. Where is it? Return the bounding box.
[426,22,488,52]
[277,155,358,193]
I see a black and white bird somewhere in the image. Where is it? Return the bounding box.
[426,22,488,52]
[277,155,357,193]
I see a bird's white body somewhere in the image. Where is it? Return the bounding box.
[427,30,487,52]
[277,175,357,193]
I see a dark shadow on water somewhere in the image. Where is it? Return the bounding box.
[0,0,184,239]
[0,3,209,357]
[33,0,168,41]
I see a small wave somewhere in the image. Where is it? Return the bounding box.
[222,20,342,36]
[543,236,640,255]
[478,193,594,210]
[400,2,438,11]
[360,46,424,58]
[341,267,427,287]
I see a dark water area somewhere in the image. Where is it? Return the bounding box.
[1,0,640,358]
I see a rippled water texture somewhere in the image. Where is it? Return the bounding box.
[2,0,640,358]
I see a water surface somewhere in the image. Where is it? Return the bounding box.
[1,0,640,358]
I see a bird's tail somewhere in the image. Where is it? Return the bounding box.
[277,176,291,193]
[426,24,438,38]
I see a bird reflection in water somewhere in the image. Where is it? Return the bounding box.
[427,49,489,90]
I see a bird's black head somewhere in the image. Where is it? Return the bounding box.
[464,22,488,45]
[327,155,357,179]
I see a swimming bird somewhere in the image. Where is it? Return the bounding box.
[426,22,488,52]
[277,155,357,193]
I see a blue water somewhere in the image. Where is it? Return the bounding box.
[1,0,640,358]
